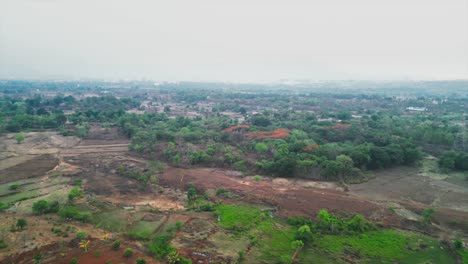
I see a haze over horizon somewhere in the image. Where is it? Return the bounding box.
[1,0,467,82]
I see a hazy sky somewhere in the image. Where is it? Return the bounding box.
[1,0,467,82]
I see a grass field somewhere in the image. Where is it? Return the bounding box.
[214,203,461,264]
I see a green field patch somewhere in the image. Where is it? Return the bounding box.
[314,229,456,263]
[92,209,129,231]
[0,189,41,204]
[127,220,163,240]
[0,178,40,196]
[248,221,296,263]
[215,204,269,232]
[208,231,251,259]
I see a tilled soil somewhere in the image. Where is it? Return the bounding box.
[0,154,58,184]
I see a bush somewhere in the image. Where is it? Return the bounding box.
[76,231,88,240]
[136,258,147,264]
[454,239,463,250]
[9,184,20,190]
[58,206,91,222]
[70,257,78,264]
[123,248,133,257]
[112,240,121,250]
[15,133,25,143]
[0,202,10,211]
[148,234,175,259]
[68,187,83,201]
[0,240,7,249]
[422,208,435,224]
[32,200,59,214]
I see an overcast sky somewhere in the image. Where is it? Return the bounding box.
[0,0,467,82]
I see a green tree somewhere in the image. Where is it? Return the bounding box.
[16,218,27,230]
[254,142,269,154]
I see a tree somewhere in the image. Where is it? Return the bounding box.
[251,115,271,127]
[254,142,268,154]
[336,154,354,181]
[15,133,25,144]
[16,218,27,230]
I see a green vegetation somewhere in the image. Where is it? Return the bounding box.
[76,231,88,240]
[32,200,60,214]
[422,208,435,224]
[9,184,20,190]
[136,258,147,264]
[123,248,134,257]
[127,221,160,240]
[215,204,268,232]
[16,218,27,230]
[58,206,91,222]
[0,240,8,249]
[112,240,121,250]
[68,187,83,201]
[15,133,25,143]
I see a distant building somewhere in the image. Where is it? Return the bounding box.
[406,107,427,112]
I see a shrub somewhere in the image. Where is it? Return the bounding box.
[0,240,7,249]
[32,200,59,214]
[15,133,25,144]
[58,206,91,222]
[136,258,147,264]
[0,202,10,211]
[76,231,88,240]
[68,187,83,201]
[238,250,245,261]
[74,179,83,187]
[123,248,133,257]
[422,208,435,224]
[70,257,78,264]
[148,234,175,259]
[454,239,464,250]
[9,184,19,190]
[112,240,121,250]
[253,175,262,181]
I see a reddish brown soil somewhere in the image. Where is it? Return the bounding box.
[246,128,290,140]
[0,154,58,184]
[160,167,400,225]
[3,238,159,264]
